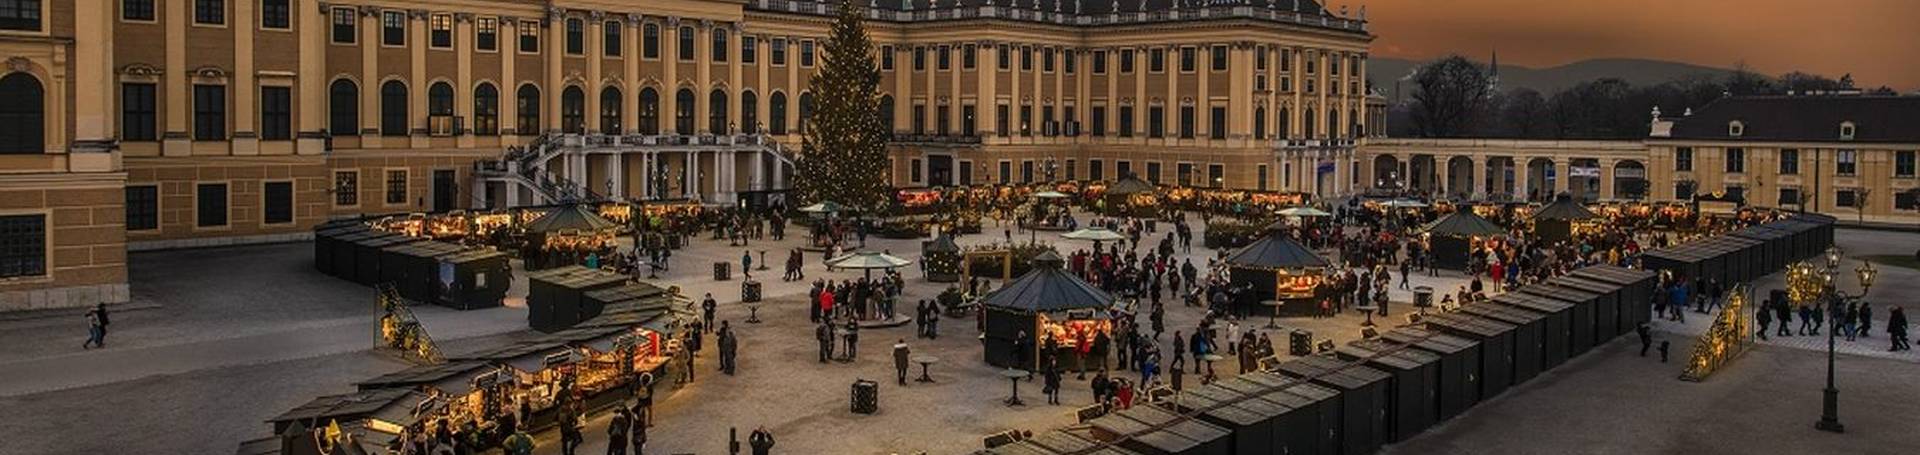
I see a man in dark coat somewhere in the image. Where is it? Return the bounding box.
[893,340,912,384]
[748,427,775,455]
[816,321,833,362]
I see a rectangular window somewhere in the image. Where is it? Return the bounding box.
[1117,161,1133,179]
[1209,106,1226,140]
[911,105,925,135]
[1896,190,1919,210]
[125,186,159,231]
[1019,105,1032,136]
[195,0,223,25]
[1837,149,1857,175]
[1675,181,1697,201]
[1064,51,1076,74]
[260,86,292,141]
[604,21,622,56]
[1022,161,1034,183]
[0,214,45,278]
[910,158,922,183]
[912,47,924,71]
[880,45,894,71]
[740,36,756,63]
[1210,45,1227,71]
[565,19,584,55]
[1674,147,1693,171]
[959,161,973,185]
[712,29,728,62]
[263,181,293,224]
[677,26,694,60]
[1021,46,1033,71]
[1180,47,1196,73]
[1257,164,1270,191]
[1063,106,1077,136]
[124,0,155,21]
[193,84,227,141]
[1120,49,1135,74]
[999,161,1011,183]
[261,0,289,29]
[1179,105,1195,139]
[334,171,359,206]
[1093,51,1107,75]
[1778,188,1802,207]
[1280,77,1292,93]
[1043,48,1055,73]
[1895,151,1916,177]
[997,44,1010,70]
[475,18,496,51]
[1836,189,1858,208]
[643,24,660,58]
[1146,162,1162,184]
[196,183,228,227]
[1779,149,1799,175]
[1256,74,1268,92]
[962,44,976,69]
[1149,48,1165,73]
[1091,106,1106,137]
[1041,106,1055,137]
[1090,159,1105,181]
[1177,163,1193,186]
[962,105,976,136]
[770,38,786,65]
[382,11,404,46]
[1208,164,1225,188]
[1255,46,1268,70]
[938,46,951,71]
[121,83,157,141]
[937,106,950,136]
[1148,106,1164,138]
[1119,106,1134,137]
[430,14,453,48]
[801,40,816,66]
[385,170,408,205]
[996,104,1009,136]
[1280,48,1292,71]
[519,21,539,53]
[1725,147,1745,173]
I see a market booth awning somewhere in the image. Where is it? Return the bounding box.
[1104,176,1156,196]
[1061,227,1127,242]
[1277,206,1333,217]
[1531,197,1597,221]
[524,204,621,234]
[981,251,1116,371]
[826,251,914,270]
[267,388,435,435]
[1422,211,1506,237]
[798,201,848,214]
[1225,226,1329,317]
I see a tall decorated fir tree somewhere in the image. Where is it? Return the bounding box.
[794,0,891,213]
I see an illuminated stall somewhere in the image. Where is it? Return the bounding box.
[523,205,622,271]
[1530,195,1598,244]
[1100,176,1159,218]
[921,233,963,283]
[1224,223,1329,317]
[981,251,1116,372]
[1419,211,1508,271]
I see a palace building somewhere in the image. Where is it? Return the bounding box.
[0,0,1911,311]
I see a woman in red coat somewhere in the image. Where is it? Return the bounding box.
[820,288,836,320]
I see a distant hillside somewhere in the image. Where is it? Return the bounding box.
[1370,57,1734,98]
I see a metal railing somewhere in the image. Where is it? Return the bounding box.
[750,0,1367,32]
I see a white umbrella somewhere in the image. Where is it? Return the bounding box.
[1061,228,1126,241]
[1277,207,1332,217]
[798,201,847,214]
[1032,191,1072,199]
[1386,199,1429,208]
[826,251,914,279]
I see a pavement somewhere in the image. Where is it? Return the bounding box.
[0,217,1910,455]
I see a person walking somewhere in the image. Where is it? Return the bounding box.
[630,405,649,455]
[559,405,583,455]
[606,408,630,455]
[92,303,111,346]
[83,307,105,350]
[1775,300,1794,337]
[1858,302,1873,339]
[1887,307,1909,351]
[719,322,738,375]
[1399,261,1412,290]
[1844,303,1861,342]
[1756,306,1772,341]
[893,339,912,385]
[742,251,754,278]
[1637,324,1652,357]
[503,428,536,455]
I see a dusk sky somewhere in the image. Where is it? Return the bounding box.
[1354,0,1920,90]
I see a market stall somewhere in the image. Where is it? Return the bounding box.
[527,265,631,333]
[991,430,1143,455]
[523,205,622,270]
[1100,176,1159,218]
[352,232,423,286]
[1224,224,1330,317]
[1218,374,1340,455]
[1420,312,1517,399]
[1163,385,1278,455]
[1335,339,1441,442]
[314,220,369,277]
[267,387,435,437]
[380,241,465,303]
[1488,292,1575,370]
[1568,265,1658,330]
[1378,327,1482,420]
[433,248,513,310]
[1530,195,1598,244]
[980,251,1116,372]
[1089,405,1233,455]
[1551,275,1628,341]
[448,341,579,431]
[1272,356,1392,455]
[922,233,963,283]
[1456,301,1548,382]
[1419,211,1508,271]
[1515,281,1600,357]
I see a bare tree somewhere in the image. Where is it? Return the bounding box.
[1500,88,1550,138]
[1409,56,1492,138]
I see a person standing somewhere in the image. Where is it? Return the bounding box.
[1858,302,1873,339]
[1756,306,1772,341]
[1775,299,1794,337]
[843,319,860,361]
[719,322,738,375]
[742,251,754,278]
[816,321,834,362]
[1637,324,1652,357]
[1044,361,1063,405]
[606,408,630,455]
[893,339,912,385]
[630,405,649,455]
[748,426,775,455]
[1887,306,1909,351]
[701,294,718,333]
[503,428,535,455]
[559,404,583,455]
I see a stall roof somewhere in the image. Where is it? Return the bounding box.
[1105,176,1156,195]
[1121,406,1232,450]
[439,248,508,264]
[1422,211,1507,237]
[1172,386,1268,427]
[1341,338,1441,371]
[1021,430,1139,455]
[1423,312,1517,340]
[925,233,961,253]
[354,361,492,391]
[1225,234,1329,270]
[1089,410,1202,453]
[982,257,1115,314]
[525,204,621,234]
[1458,301,1547,327]
[1380,326,1478,355]
[268,388,430,429]
[585,283,671,305]
[448,341,573,373]
[1532,197,1598,221]
[1569,264,1657,284]
[1494,291,1575,314]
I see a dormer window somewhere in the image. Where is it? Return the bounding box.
[1840,122,1856,140]
[1728,121,1744,137]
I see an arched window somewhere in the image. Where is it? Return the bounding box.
[1327,109,1340,139]
[600,87,623,134]
[769,92,788,135]
[740,91,758,134]
[561,86,586,134]
[1303,108,1315,139]
[0,73,42,154]
[674,88,695,135]
[473,83,499,135]
[428,82,454,116]
[1349,109,1360,137]
[709,89,729,135]
[516,84,540,135]
[637,88,659,134]
[877,94,895,133]
[328,79,358,137]
[1278,107,1291,138]
[1253,107,1266,140]
[380,81,408,136]
[797,92,815,134]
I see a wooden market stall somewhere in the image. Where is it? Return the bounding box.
[1419,211,1508,271]
[527,265,631,333]
[980,251,1116,372]
[1378,327,1482,420]
[1223,224,1330,317]
[1272,356,1392,455]
[1420,312,1518,399]
[1100,176,1159,217]
[1530,195,1598,244]
[1334,339,1442,443]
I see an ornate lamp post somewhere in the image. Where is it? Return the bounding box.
[1815,249,1876,434]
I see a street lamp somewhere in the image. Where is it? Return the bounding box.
[1815,254,1875,434]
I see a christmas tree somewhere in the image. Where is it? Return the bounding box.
[795,0,891,214]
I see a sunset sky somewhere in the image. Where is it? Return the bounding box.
[1354,0,1920,90]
